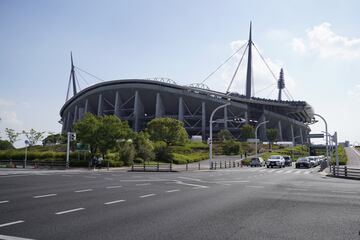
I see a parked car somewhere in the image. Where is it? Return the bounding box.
[295,157,312,168]
[250,157,265,167]
[283,156,292,167]
[266,155,285,168]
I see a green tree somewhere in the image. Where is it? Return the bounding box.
[97,115,134,158]
[147,118,188,146]
[73,113,101,157]
[240,124,255,141]
[266,128,278,151]
[42,132,67,146]
[22,128,45,146]
[133,132,155,162]
[118,141,136,165]
[0,140,14,150]
[5,128,21,144]
[218,129,233,142]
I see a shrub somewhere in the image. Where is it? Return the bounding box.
[221,140,240,155]
[153,141,173,162]
[133,157,144,164]
[172,152,208,164]
[118,142,136,165]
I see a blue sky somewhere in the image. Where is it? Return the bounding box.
[1,0,360,146]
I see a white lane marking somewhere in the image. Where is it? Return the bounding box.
[286,188,308,191]
[140,194,156,198]
[246,185,264,188]
[178,177,202,181]
[276,170,284,173]
[84,176,96,179]
[0,220,24,228]
[135,183,150,186]
[284,170,293,174]
[55,208,85,215]
[104,200,126,205]
[175,180,209,189]
[74,189,93,193]
[33,193,57,199]
[166,189,180,193]
[61,175,72,177]
[0,234,35,240]
[304,171,310,174]
[295,170,302,174]
[0,200,9,204]
[267,169,276,172]
[259,169,266,172]
[106,185,122,189]
[331,190,357,194]
[104,178,113,180]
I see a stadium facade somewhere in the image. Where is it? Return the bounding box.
[60,24,314,144]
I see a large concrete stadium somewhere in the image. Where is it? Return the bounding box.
[60,25,314,144]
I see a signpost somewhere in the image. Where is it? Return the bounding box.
[24,140,29,168]
[66,132,76,169]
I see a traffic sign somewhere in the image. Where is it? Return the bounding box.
[307,134,324,138]
[247,138,260,143]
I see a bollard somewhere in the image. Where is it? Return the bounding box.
[332,165,335,175]
[143,162,146,171]
[170,162,173,172]
[220,161,222,169]
[215,162,217,170]
[186,162,188,171]
[157,162,160,171]
[225,162,227,168]
[198,162,200,170]
[344,166,347,177]
[131,164,134,171]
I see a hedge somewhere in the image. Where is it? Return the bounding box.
[172,152,208,164]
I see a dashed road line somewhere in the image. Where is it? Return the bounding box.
[136,183,151,186]
[33,193,57,199]
[175,180,209,189]
[74,189,93,193]
[104,200,126,205]
[331,190,357,194]
[246,185,264,188]
[0,220,24,228]
[276,170,285,174]
[84,176,96,179]
[166,189,180,193]
[106,185,122,189]
[304,171,310,174]
[0,234,35,240]
[55,208,85,215]
[140,194,156,198]
[286,188,308,191]
[104,178,113,180]
[284,170,293,174]
[0,200,9,204]
[295,170,302,174]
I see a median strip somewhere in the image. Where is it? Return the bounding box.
[0,220,24,228]
[74,189,93,193]
[104,200,126,205]
[140,194,156,198]
[33,193,57,199]
[55,208,85,215]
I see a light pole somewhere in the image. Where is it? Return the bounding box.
[255,120,269,157]
[209,102,231,169]
[313,113,329,166]
[24,140,29,168]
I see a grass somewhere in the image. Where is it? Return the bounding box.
[261,145,309,161]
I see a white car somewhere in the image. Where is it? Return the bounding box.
[266,155,285,168]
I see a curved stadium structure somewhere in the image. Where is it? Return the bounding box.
[60,24,314,144]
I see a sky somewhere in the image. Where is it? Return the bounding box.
[1,0,360,147]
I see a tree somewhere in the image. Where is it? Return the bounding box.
[147,118,188,145]
[97,115,134,158]
[218,129,233,142]
[74,113,134,159]
[42,132,67,146]
[240,124,255,141]
[22,129,45,146]
[5,128,21,144]
[133,132,155,162]
[266,128,278,151]
[0,140,14,150]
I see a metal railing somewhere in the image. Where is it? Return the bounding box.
[0,159,66,169]
[131,162,175,172]
[329,165,360,179]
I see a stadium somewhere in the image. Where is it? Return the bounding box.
[60,24,314,144]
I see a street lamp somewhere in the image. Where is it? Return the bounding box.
[209,102,231,169]
[255,120,269,157]
[313,113,329,166]
[24,140,29,168]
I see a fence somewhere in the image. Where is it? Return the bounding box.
[329,165,360,179]
[0,159,66,169]
[131,163,175,172]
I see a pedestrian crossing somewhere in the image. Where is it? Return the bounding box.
[246,167,312,175]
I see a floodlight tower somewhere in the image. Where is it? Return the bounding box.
[277,68,285,101]
[245,22,253,99]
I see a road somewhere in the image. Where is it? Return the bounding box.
[345,146,360,167]
[0,166,359,240]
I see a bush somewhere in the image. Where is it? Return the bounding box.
[221,140,240,155]
[118,142,136,165]
[172,152,208,164]
[153,141,173,162]
[133,157,144,164]
[0,140,14,150]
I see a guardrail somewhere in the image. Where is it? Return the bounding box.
[210,160,243,169]
[329,165,360,179]
[131,163,175,172]
[0,159,66,169]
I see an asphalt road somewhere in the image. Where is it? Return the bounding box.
[345,147,360,167]
[0,166,359,240]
